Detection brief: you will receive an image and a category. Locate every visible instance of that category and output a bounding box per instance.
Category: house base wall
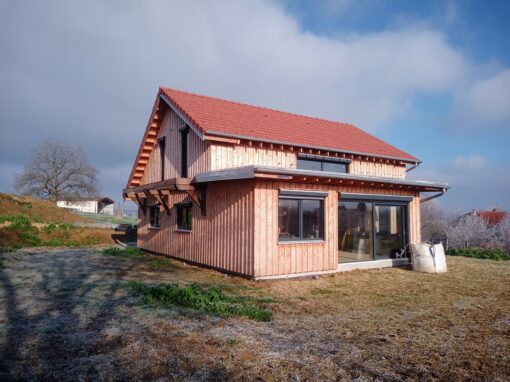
[137,180,256,277]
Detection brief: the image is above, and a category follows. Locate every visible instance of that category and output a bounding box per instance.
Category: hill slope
[0,193,89,223]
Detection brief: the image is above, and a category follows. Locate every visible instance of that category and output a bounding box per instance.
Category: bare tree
[446,214,491,249]
[494,215,510,252]
[15,139,98,202]
[421,200,448,244]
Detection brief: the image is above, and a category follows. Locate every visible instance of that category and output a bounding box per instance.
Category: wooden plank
[204,134,241,145]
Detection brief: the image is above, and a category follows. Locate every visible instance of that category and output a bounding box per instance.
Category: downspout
[406,161,420,173]
[421,188,447,203]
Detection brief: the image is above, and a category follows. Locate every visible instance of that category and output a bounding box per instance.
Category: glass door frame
[338,194,410,262]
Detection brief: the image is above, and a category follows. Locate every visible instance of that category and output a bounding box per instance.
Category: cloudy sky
[0,0,509,213]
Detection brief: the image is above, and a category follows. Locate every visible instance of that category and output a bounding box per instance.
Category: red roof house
[471,209,508,226]
[124,87,448,279]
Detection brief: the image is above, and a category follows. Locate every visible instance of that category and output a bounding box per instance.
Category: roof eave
[192,165,449,192]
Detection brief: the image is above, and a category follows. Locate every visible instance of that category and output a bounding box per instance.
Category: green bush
[0,260,4,268]
[3,215,42,246]
[43,222,57,233]
[447,247,510,261]
[102,246,145,259]
[0,214,17,224]
[127,281,273,322]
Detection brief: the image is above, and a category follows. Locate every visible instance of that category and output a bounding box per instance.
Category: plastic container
[410,243,447,273]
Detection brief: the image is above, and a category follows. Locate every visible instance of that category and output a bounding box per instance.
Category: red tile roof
[160,87,418,162]
[473,210,508,226]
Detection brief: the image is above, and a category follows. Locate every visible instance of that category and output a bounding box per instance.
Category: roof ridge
[161,86,362,129]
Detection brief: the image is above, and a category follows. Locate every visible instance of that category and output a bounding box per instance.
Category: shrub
[0,260,4,268]
[127,281,273,321]
[0,214,17,224]
[2,215,42,246]
[43,223,57,233]
[102,246,145,259]
[447,247,510,261]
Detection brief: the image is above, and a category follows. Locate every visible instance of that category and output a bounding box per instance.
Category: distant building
[467,209,508,226]
[57,197,115,215]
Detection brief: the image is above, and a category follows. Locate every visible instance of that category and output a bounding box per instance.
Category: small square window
[177,204,192,231]
[149,205,160,228]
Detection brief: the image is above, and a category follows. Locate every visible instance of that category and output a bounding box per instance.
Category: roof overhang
[192,165,449,193]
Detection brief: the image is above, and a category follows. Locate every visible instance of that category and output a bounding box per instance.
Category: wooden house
[124,87,449,279]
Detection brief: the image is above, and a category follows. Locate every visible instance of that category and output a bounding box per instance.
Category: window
[297,154,349,173]
[278,191,325,241]
[176,203,192,231]
[338,193,411,263]
[158,137,166,181]
[181,127,188,177]
[149,205,160,228]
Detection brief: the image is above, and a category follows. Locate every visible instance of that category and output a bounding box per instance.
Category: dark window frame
[297,154,350,174]
[148,204,160,228]
[180,127,189,178]
[339,194,410,259]
[175,202,192,231]
[278,193,325,242]
[158,137,166,181]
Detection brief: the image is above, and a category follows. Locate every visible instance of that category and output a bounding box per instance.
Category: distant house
[57,197,115,215]
[123,87,449,279]
[467,209,508,226]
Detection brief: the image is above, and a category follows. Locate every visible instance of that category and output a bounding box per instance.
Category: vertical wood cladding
[253,181,420,278]
[210,143,406,179]
[141,109,210,184]
[137,179,420,278]
[137,180,255,276]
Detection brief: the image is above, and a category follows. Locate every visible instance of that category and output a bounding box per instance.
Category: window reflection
[278,199,300,239]
[338,201,373,263]
[302,200,323,239]
[375,205,404,259]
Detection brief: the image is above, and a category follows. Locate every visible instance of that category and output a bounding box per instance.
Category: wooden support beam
[124,178,193,195]
[134,193,146,215]
[253,173,293,180]
[154,190,170,215]
[203,134,241,145]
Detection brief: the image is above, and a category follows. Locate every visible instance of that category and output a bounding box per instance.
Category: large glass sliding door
[339,202,373,262]
[374,205,405,260]
[339,198,408,264]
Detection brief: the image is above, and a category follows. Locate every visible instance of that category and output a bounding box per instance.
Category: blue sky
[0,0,509,213]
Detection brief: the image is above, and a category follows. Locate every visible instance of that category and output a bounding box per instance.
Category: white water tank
[410,243,448,273]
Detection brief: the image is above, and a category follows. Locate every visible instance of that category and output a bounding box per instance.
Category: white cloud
[450,68,510,129]
[411,155,509,213]
[452,154,487,169]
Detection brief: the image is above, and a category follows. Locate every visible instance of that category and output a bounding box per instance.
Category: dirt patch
[0,193,89,224]
[0,250,508,381]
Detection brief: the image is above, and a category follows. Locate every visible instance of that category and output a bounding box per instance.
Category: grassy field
[74,211,137,227]
[0,194,130,250]
[0,249,508,381]
[0,193,89,224]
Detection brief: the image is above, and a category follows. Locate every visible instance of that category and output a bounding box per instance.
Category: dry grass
[0,249,508,381]
[0,193,89,224]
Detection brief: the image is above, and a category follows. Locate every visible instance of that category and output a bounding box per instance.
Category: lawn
[0,248,508,381]
[74,211,137,227]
